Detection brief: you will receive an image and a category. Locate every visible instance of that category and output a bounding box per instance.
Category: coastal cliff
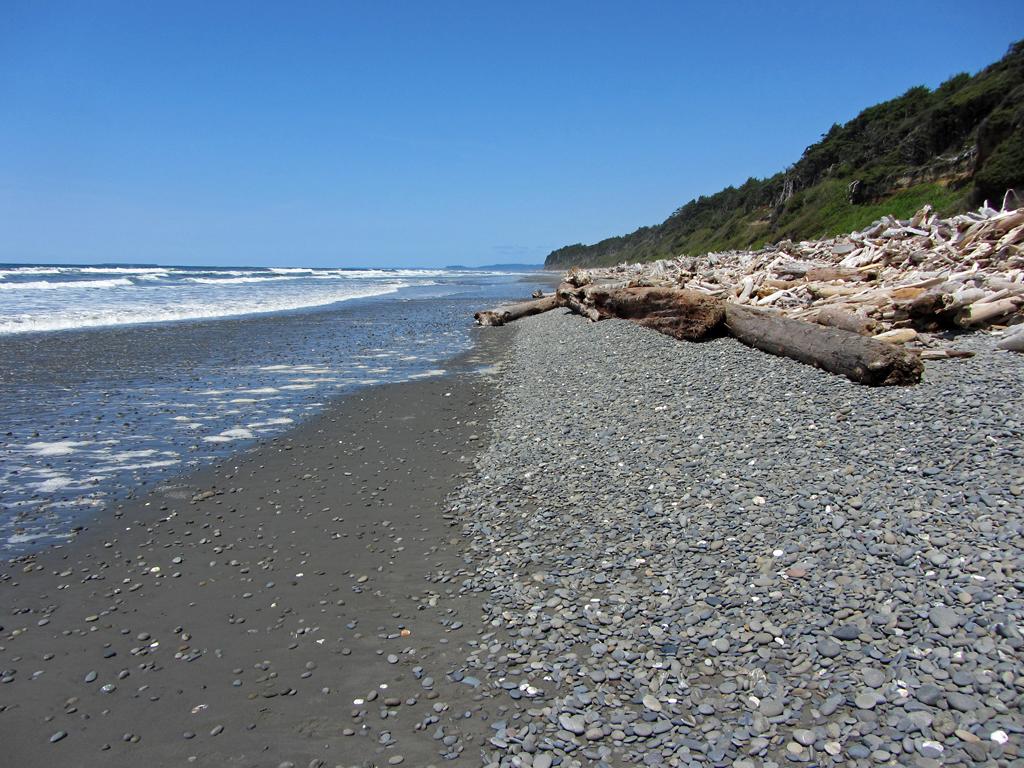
[546,41,1024,269]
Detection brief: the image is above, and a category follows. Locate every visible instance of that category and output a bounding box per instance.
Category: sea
[0,263,550,554]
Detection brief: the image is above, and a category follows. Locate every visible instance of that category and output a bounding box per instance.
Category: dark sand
[1,326,514,767]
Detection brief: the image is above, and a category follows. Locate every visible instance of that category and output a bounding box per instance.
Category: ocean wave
[183,269,266,277]
[303,268,449,280]
[75,267,171,275]
[0,267,64,277]
[0,277,134,291]
[0,282,407,334]
[185,275,301,284]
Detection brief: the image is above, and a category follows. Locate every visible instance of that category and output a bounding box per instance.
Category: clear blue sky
[1,1,1021,267]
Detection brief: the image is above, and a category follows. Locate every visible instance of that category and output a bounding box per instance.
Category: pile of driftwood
[475,204,1024,386]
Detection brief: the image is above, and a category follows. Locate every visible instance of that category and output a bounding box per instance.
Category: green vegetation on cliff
[546,41,1024,269]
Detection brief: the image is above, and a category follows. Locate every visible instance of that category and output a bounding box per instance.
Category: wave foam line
[0,282,407,334]
[0,278,133,291]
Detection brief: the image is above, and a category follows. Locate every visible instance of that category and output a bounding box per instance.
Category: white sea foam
[92,459,180,472]
[76,267,171,274]
[0,281,405,334]
[26,440,92,456]
[246,417,294,428]
[7,532,53,544]
[202,427,255,443]
[35,476,74,492]
[185,275,298,284]
[0,267,63,276]
[106,449,159,461]
[0,277,133,291]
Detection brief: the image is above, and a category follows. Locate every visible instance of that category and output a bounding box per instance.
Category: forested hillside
[546,41,1024,269]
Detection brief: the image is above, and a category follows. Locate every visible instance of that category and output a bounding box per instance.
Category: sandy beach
[1,326,516,767]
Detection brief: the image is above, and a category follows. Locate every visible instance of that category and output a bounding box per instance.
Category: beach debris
[569,203,1024,344]
[474,294,559,326]
[479,276,923,385]
[474,204,1024,383]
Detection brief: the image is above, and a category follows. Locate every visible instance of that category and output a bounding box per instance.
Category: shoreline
[4,305,1023,768]
[0,276,551,554]
[0,324,516,767]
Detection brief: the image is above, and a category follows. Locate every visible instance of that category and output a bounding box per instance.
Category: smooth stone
[928,606,964,631]
[863,668,885,688]
[946,692,977,712]
[833,625,860,641]
[793,728,816,746]
[820,694,844,716]
[817,638,843,658]
[759,699,785,717]
[916,684,943,706]
[558,714,585,735]
[855,692,878,709]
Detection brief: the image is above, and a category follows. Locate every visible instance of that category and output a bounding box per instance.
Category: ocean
[0,263,549,553]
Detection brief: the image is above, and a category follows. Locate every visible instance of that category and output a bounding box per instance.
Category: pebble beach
[3,309,1023,767]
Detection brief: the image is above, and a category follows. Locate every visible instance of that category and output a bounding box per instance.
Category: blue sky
[1,2,1021,268]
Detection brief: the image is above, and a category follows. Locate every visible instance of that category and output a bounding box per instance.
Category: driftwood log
[585,286,725,340]
[807,306,878,335]
[475,285,924,385]
[723,304,923,386]
[474,295,559,326]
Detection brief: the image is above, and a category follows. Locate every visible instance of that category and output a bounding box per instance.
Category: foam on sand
[246,417,295,428]
[34,476,74,493]
[26,440,93,456]
[202,428,256,443]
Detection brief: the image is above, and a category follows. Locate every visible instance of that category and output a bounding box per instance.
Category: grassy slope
[546,41,1024,269]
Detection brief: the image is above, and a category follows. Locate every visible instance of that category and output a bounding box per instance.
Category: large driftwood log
[724,304,923,386]
[473,295,559,326]
[474,285,924,385]
[583,286,725,340]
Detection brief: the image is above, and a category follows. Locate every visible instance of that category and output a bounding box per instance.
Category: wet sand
[0,326,515,767]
